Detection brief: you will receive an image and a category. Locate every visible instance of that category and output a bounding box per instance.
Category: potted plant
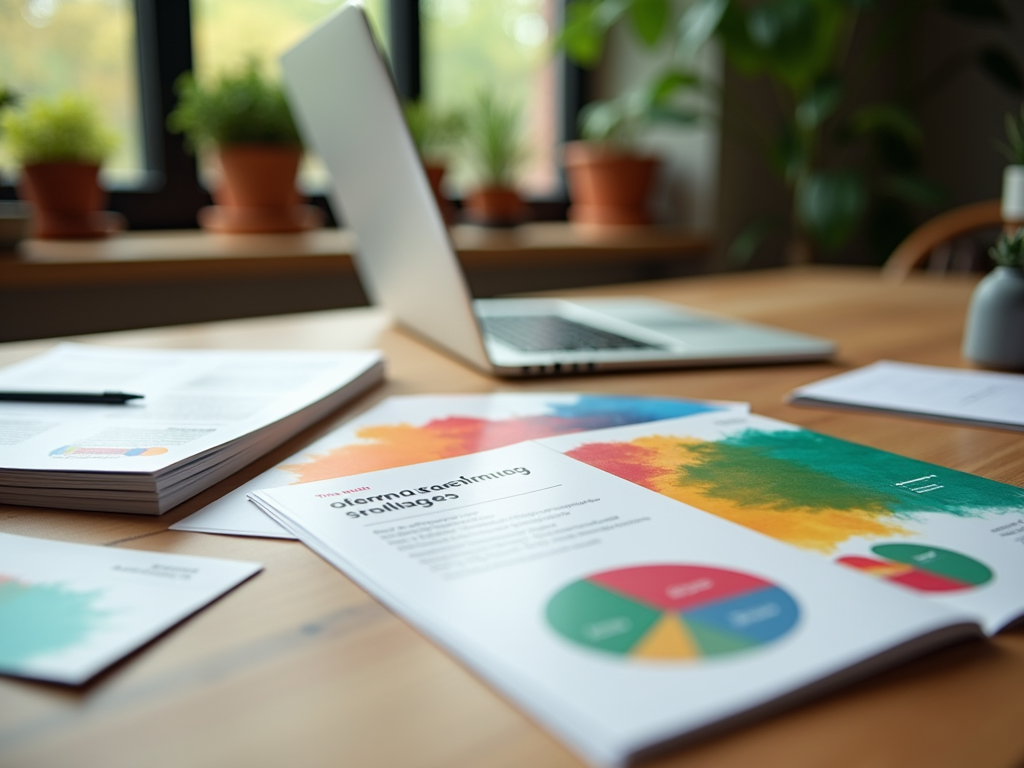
[563,93,661,227]
[168,60,322,233]
[0,94,120,239]
[962,228,1024,370]
[404,101,465,224]
[996,106,1024,227]
[462,92,528,227]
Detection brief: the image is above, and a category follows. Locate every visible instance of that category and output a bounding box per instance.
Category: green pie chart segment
[545,565,800,661]
[873,544,993,586]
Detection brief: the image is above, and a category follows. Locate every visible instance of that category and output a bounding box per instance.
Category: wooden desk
[1,266,1022,768]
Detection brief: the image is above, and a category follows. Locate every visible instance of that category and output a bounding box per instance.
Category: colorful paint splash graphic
[565,427,1024,552]
[0,575,105,669]
[282,396,722,484]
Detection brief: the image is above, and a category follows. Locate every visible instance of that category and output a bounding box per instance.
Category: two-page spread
[250,442,979,767]
[0,532,260,685]
[0,344,383,513]
[175,393,747,538]
[538,411,1024,634]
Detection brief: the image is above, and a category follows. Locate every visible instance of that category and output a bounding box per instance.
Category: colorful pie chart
[545,565,800,661]
[837,543,993,593]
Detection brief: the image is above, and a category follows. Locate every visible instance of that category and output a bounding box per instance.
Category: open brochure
[0,344,383,514]
[538,411,1024,635]
[175,393,747,538]
[0,532,261,685]
[250,442,980,767]
[786,360,1024,431]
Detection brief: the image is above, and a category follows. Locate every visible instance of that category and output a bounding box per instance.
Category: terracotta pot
[198,144,324,234]
[424,162,456,225]
[563,141,659,227]
[19,162,121,239]
[463,186,527,227]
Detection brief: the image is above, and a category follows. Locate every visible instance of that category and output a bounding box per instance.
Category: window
[0,0,583,227]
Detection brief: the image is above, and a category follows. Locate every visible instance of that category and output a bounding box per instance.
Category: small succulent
[989,227,1024,268]
[403,101,466,164]
[0,94,117,165]
[168,59,301,151]
[464,91,528,189]
[995,105,1024,165]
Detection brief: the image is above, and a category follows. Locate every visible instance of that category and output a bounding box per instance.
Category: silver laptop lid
[281,3,493,372]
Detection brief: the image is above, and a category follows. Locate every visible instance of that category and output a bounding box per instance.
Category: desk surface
[1,266,1022,768]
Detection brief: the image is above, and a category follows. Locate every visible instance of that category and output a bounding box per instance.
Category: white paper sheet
[0,533,260,684]
[787,361,1024,430]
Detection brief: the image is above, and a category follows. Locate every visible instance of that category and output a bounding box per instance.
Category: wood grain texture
[1,265,1022,768]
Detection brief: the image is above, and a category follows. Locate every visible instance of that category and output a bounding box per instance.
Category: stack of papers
[0,344,383,514]
[0,532,260,684]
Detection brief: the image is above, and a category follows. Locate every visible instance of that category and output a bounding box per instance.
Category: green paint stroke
[679,428,1024,517]
[0,576,105,668]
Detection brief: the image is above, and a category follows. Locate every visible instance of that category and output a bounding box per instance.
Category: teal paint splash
[680,428,1024,517]
[0,576,105,668]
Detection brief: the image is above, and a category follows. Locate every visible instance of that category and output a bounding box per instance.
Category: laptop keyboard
[481,315,662,352]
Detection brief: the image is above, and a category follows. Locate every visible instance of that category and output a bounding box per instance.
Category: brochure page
[176,393,747,538]
[251,443,975,767]
[0,533,261,685]
[539,412,1024,634]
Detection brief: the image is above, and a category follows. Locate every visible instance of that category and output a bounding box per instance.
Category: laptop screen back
[280,4,492,371]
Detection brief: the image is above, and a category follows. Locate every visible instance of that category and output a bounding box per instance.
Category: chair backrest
[882,199,1004,281]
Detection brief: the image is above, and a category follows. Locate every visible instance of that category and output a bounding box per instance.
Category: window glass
[191,0,389,191]
[0,0,143,185]
[422,0,557,197]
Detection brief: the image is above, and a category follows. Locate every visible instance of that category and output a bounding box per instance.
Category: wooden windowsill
[1,223,711,289]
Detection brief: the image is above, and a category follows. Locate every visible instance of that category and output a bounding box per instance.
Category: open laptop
[280,3,836,377]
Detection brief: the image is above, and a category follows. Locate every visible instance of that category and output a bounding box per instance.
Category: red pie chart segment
[588,564,773,611]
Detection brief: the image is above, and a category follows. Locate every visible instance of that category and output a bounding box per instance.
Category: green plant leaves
[796,170,867,251]
[629,0,669,46]
[0,94,118,164]
[796,76,843,130]
[559,0,630,66]
[677,0,729,62]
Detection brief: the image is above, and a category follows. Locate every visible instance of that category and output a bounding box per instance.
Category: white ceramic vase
[962,266,1024,370]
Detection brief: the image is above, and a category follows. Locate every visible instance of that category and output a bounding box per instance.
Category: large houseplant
[404,101,466,225]
[560,0,1022,263]
[168,61,321,233]
[462,92,529,227]
[563,93,661,226]
[0,94,119,239]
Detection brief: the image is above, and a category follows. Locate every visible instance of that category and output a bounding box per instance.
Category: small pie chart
[837,543,993,593]
[545,564,800,661]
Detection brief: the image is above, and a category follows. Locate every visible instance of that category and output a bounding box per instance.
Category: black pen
[0,391,145,405]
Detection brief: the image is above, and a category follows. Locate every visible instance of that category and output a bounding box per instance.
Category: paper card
[0,533,261,684]
[787,360,1024,431]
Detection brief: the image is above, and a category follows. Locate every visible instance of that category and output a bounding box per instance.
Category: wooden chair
[882,199,1004,281]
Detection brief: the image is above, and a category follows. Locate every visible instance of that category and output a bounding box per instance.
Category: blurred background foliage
[561,0,1024,264]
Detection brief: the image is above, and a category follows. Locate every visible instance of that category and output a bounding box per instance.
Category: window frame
[1,0,586,228]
